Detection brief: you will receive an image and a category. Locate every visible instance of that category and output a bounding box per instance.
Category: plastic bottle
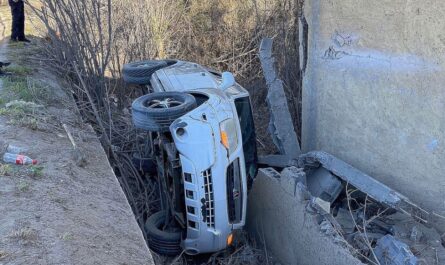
[2,153,37,165]
[6,145,27,154]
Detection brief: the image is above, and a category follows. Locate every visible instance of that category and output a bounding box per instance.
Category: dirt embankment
[0,40,154,264]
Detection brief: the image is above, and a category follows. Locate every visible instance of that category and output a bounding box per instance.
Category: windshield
[234,96,258,180]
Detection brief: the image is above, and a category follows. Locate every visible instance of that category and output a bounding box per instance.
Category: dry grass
[0,163,12,176]
[0,250,8,260]
[16,180,30,192]
[60,232,74,241]
[9,227,37,242]
[0,43,59,131]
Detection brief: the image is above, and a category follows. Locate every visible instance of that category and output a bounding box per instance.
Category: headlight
[220,119,238,155]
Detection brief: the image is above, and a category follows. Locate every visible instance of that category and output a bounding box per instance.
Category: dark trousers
[9,0,25,40]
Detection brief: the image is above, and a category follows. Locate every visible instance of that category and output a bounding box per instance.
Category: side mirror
[219,72,235,90]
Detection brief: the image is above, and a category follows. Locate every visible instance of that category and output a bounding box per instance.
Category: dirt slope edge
[0,40,154,265]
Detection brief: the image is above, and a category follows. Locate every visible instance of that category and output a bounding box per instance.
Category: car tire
[132,152,157,174]
[145,210,182,256]
[122,75,154,85]
[132,92,197,132]
[123,60,173,85]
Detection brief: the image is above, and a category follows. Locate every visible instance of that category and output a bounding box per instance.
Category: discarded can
[2,153,37,165]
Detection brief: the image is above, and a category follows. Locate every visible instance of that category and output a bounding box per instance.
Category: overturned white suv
[123,60,258,256]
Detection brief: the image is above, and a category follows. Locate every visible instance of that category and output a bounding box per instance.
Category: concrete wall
[302,0,445,229]
[247,168,364,265]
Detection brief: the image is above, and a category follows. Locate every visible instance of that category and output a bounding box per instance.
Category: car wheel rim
[147,98,182,109]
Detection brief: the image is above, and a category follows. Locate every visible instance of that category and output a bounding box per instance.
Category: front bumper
[169,102,246,254]
[179,155,235,254]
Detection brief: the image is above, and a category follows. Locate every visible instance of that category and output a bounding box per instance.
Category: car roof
[153,61,249,96]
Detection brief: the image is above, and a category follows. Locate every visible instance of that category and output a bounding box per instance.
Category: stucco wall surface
[302,0,445,229]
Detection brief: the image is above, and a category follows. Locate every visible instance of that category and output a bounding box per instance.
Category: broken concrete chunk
[336,208,356,234]
[386,212,443,247]
[261,167,281,179]
[281,166,306,184]
[248,167,365,265]
[313,197,331,214]
[320,220,336,236]
[374,235,417,265]
[409,226,421,243]
[296,182,312,201]
[306,167,343,203]
[258,154,293,168]
[259,38,301,159]
[278,168,298,196]
[298,151,430,223]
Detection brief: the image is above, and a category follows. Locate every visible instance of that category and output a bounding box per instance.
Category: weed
[0,163,13,176]
[0,77,50,104]
[0,250,8,260]
[0,100,47,130]
[29,165,44,178]
[17,180,30,192]
[52,197,67,204]
[0,106,24,116]
[10,116,39,130]
[0,104,39,130]
[51,196,69,211]
[9,227,37,242]
[5,100,44,112]
[6,65,33,76]
[7,41,25,49]
[60,232,74,241]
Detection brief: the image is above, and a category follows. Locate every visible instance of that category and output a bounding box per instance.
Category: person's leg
[17,1,26,40]
[8,0,20,41]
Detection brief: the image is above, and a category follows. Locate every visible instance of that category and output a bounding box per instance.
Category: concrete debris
[313,197,331,213]
[280,166,306,185]
[248,163,445,265]
[374,235,417,265]
[335,208,356,234]
[258,154,293,169]
[306,167,343,203]
[247,167,365,265]
[410,226,421,243]
[259,38,301,159]
[385,212,445,264]
[320,220,336,236]
[298,151,430,224]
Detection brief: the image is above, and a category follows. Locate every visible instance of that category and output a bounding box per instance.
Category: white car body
[149,61,255,254]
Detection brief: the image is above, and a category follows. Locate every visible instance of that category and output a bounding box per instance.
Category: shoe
[18,38,31,43]
[10,38,18,42]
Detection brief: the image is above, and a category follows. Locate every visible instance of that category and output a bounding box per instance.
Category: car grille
[203,168,215,228]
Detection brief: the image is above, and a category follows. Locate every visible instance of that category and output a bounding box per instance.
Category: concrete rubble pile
[298,151,445,265]
[300,153,445,265]
[248,158,445,265]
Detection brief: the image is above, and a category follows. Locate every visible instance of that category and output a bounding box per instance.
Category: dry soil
[0,39,154,265]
